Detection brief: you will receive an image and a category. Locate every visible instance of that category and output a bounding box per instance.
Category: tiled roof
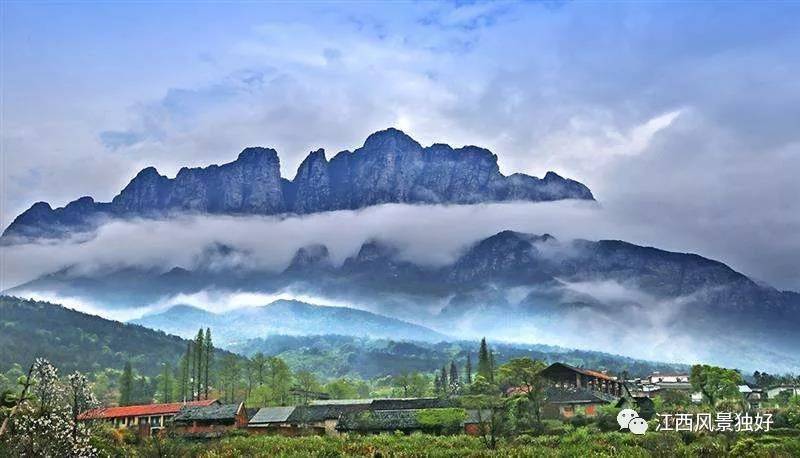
[540,362,618,382]
[173,403,242,422]
[249,406,296,425]
[78,399,218,420]
[371,398,453,410]
[544,387,617,404]
[337,409,421,431]
[310,399,373,406]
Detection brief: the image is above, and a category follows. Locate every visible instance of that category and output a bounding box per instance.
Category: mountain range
[4,127,798,373]
[12,230,800,372]
[131,300,447,345]
[2,128,592,240]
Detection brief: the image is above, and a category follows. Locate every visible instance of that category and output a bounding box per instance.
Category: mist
[3,199,787,292]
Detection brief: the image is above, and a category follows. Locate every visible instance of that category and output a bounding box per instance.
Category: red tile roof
[78,399,218,420]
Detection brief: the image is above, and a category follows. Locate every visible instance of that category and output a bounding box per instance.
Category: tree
[690,364,743,409]
[266,357,292,406]
[159,363,173,403]
[5,360,97,457]
[252,352,267,386]
[449,361,460,394]
[440,366,449,395]
[477,338,494,382]
[179,342,191,401]
[295,370,320,404]
[498,358,548,425]
[465,354,473,384]
[460,377,507,450]
[204,328,213,400]
[67,371,98,442]
[0,360,35,438]
[194,329,204,401]
[119,361,134,406]
[219,355,240,403]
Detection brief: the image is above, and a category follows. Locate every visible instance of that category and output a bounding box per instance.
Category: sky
[2,1,800,290]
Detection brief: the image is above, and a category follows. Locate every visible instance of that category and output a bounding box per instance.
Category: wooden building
[542,387,617,419]
[540,362,624,396]
[172,402,250,438]
[77,399,218,437]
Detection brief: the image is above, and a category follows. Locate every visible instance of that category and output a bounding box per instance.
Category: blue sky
[2,1,800,289]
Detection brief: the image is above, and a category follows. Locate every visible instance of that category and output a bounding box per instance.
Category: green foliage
[690,364,743,408]
[416,408,467,434]
[118,361,133,406]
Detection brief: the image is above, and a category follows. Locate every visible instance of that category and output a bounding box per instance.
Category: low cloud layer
[2,199,798,292]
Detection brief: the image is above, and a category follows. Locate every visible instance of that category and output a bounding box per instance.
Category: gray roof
[249,406,296,425]
[337,409,421,431]
[173,403,241,422]
[310,399,373,406]
[545,387,618,404]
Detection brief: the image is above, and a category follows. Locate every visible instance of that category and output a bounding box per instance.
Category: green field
[92,428,800,457]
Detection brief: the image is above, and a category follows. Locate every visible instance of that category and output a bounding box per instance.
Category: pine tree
[449,361,459,394]
[194,329,204,401]
[440,366,448,393]
[119,361,133,406]
[161,363,173,403]
[180,342,191,401]
[477,337,493,382]
[204,328,212,400]
[465,354,473,384]
[434,373,442,395]
[188,340,195,400]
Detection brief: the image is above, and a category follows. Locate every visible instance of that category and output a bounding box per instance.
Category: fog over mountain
[6,205,799,372]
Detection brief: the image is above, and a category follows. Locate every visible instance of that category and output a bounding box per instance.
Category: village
[75,361,800,440]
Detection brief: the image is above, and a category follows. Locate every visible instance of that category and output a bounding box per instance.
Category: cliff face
[3,128,593,240]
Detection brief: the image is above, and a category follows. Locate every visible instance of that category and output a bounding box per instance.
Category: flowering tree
[1,359,98,457]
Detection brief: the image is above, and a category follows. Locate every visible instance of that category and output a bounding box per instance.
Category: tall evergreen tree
[161,363,173,403]
[477,338,493,382]
[440,366,448,392]
[449,361,459,394]
[119,361,133,406]
[204,328,212,400]
[188,340,195,400]
[434,372,442,396]
[180,342,191,401]
[465,354,473,384]
[194,329,204,401]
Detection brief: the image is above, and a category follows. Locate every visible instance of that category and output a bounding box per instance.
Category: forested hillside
[0,296,219,376]
[230,335,687,380]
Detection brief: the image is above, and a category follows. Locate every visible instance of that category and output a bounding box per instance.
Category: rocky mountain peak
[361,127,422,151]
[2,128,594,240]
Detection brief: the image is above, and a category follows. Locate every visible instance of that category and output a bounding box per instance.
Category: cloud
[3,1,800,294]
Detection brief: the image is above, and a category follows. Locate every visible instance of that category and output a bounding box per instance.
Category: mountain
[228,335,687,380]
[1,128,593,240]
[0,296,237,377]
[131,300,448,345]
[13,230,800,372]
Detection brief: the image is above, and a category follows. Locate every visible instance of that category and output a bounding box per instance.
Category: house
[248,398,457,436]
[336,408,482,435]
[77,399,218,437]
[172,402,250,438]
[767,385,800,400]
[541,387,617,419]
[248,406,299,436]
[539,362,624,396]
[648,372,690,385]
[739,385,767,409]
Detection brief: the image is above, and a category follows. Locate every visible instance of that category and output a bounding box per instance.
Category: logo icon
[617,408,649,435]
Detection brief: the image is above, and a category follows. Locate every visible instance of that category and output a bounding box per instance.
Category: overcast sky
[2,1,799,290]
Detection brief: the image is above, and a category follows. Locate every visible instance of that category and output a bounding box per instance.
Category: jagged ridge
[3,128,593,240]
